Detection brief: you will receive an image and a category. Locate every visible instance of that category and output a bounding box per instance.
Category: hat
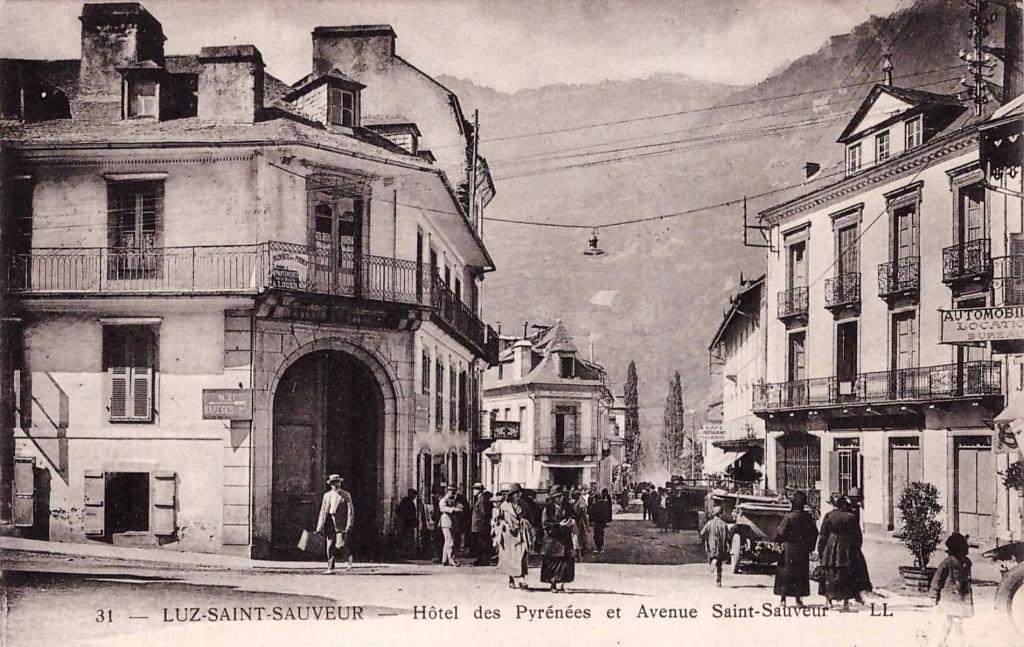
[508,483,522,494]
[445,484,457,492]
[848,487,861,499]
[548,485,564,497]
[472,482,484,490]
[327,474,343,484]
[945,532,969,554]
[790,490,808,508]
[711,505,723,517]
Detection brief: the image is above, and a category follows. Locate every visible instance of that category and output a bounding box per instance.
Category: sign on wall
[202,389,253,420]
[701,423,725,441]
[491,420,521,441]
[939,306,1024,344]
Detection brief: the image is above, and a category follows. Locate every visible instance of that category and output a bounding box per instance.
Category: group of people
[639,486,689,531]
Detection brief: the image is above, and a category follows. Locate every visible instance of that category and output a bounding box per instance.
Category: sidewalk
[0,535,394,572]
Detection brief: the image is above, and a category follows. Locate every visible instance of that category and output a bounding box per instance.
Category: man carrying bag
[316,474,355,573]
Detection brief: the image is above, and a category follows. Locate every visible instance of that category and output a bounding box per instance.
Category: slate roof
[836,83,966,143]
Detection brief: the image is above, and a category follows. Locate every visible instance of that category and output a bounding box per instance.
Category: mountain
[449,0,983,476]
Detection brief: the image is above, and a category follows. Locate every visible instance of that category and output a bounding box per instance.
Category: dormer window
[846,143,862,175]
[559,355,575,378]
[127,79,158,118]
[875,130,890,162]
[905,115,922,149]
[329,87,359,127]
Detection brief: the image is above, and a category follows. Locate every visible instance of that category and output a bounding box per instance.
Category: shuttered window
[449,365,457,431]
[103,325,157,423]
[421,348,431,395]
[13,456,35,528]
[435,357,444,431]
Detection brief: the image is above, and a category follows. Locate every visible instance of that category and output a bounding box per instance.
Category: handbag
[298,529,327,555]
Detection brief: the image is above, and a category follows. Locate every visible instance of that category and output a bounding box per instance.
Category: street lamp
[583,228,605,256]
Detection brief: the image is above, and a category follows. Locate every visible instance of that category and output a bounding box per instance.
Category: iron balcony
[752,360,1001,413]
[877,256,919,297]
[942,238,992,284]
[6,242,499,362]
[535,436,598,457]
[777,286,809,320]
[824,272,860,309]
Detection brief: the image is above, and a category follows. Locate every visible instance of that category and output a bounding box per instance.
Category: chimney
[79,3,165,119]
[197,45,264,124]
[312,25,396,77]
[882,53,894,87]
[512,340,532,380]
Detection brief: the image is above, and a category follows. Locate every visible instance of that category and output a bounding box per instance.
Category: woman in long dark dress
[817,495,869,609]
[540,485,576,592]
[773,490,818,607]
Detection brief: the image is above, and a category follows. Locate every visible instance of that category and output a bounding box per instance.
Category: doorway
[271,350,384,559]
[888,437,921,530]
[954,436,996,543]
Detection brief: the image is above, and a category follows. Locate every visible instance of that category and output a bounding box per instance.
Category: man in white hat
[316,474,355,573]
[438,485,464,566]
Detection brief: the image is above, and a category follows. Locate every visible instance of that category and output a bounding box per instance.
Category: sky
[0,0,907,92]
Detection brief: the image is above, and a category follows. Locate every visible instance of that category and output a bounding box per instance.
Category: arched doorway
[271,350,384,559]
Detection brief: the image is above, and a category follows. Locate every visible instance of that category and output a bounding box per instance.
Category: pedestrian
[641,488,650,520]
[847,488,874,598]
[541,485,576,592]
[429,487,444,563]
[438,485,464,566]
[617,490,630,513]
[453,485,471,554]
[699,505,731,587]
[929,532,973,647]
[650,489,663,528]
[471,485,494,566]
[493,483,532,589]
[588,488,613,554]
[396,488,425,559]
[315,474,355,574]
[571,490,590,557]
[773,490,818,607]
[467,483,485,560]
[816,495,870,609]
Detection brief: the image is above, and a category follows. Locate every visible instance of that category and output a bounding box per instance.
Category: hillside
[448,0,984,476]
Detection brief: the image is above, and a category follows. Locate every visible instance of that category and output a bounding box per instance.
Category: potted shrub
[894,481,943,593]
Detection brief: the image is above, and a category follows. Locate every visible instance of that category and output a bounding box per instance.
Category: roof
[708,274,764,351]
[287,68,366,98]
[836,83,964,144]
[364,122,422,136]
[487,319,608,390]
[988,93,1024,122]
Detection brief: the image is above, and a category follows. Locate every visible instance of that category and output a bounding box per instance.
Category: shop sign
[939,306,1024,343]
[491,421,521,441]
[269,249,309,290]
[202,389,253,420]
[701,423,725,441]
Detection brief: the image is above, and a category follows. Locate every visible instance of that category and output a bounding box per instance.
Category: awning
[995,395,1024,423]
[703,450,747,475]
[994,395,1024,454]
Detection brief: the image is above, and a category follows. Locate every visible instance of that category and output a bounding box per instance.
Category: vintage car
[982,540,1024,637]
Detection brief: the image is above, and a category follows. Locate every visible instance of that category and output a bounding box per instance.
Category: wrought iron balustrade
[777,286,809,319]
[943,238,992,283]
[825,272,861,308]
[877,256,919,296]
[535,436,598,456]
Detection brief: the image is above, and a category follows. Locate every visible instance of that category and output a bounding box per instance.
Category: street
[2,515,1018,647]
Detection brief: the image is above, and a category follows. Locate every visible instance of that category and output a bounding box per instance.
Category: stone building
[752,63,1023,541]
[0,2,498,558]
[480,321,613,492]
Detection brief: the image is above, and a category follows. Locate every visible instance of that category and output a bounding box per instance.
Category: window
[449,365,457,431]
[126,78,158,118]
[416,230,424,300]
[421,348,430,395]
[836,223,859,279]
[957,183,986,244]
[905,116,922,149]
[892,203,918,262]
[107,180,163,280]
[435,357,444,431]
[846,143,861,174]
[103,325,157,422]
[105,472,150,532]
[458,370,468,432]
[497,362,504,380]
[836,321,858,395]
[875,130,890,162]
[788,240,807,289]
[891,310,918,376]
[559,355,574,378]
[553,404,578,452]
[328,87,359,127]
[833,438,861,497]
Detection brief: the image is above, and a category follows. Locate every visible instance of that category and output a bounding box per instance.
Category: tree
[661,371,686,475]
[624,360,641,481]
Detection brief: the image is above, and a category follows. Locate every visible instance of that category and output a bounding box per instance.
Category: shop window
[103,325,157,423]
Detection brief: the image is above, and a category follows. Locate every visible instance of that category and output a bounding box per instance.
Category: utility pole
[469,109,480,235]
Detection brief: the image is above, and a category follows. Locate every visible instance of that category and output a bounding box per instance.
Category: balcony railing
[824,272,860,309]
[7,242,498,359]
[777,286,808,319]
[535,436,598,457]
[943,238,992,283]
[753,360,1001,412]
[877,256,919,297]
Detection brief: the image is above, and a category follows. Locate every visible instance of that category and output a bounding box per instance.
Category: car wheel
[731,533,743,574]
[996,562,1024,638]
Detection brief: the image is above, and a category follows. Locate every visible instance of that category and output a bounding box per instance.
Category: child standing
[699,506,731,587]
[928,532,973,647]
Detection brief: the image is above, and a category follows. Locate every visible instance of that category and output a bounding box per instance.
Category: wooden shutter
[131,367,153,421]
[13,456,35,527]
[1009,234,1024,305]
[827,450,840,499]
[109,367,130,420]
[151,471,176,535]
[83,470,106,536]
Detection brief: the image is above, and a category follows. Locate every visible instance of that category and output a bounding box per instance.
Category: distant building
[481,321,613,492]
[707,275,767,482]
[753,61,1023,542]
[0,2,498,558]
